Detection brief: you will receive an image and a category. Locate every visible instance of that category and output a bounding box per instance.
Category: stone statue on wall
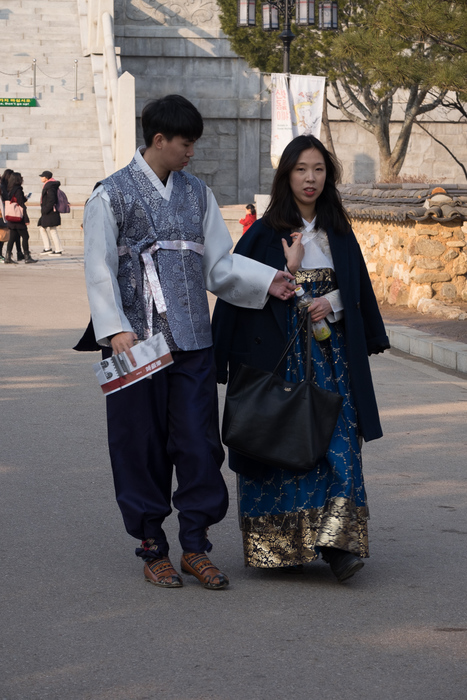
[114,0,220,28]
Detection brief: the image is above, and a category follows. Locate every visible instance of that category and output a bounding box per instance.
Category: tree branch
[330,81,373,132]
[415,120,467,180]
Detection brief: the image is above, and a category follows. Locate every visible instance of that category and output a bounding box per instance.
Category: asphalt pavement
[1,253,467,700]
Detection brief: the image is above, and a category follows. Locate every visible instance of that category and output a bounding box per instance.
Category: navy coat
[38,180,61,228]
[212,219,389,474]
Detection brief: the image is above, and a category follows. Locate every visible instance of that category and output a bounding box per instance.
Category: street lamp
[237,1,338,73]
[318,2,338,29]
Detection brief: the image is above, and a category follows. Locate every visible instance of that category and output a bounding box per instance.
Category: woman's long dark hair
[263,135,351,234]
[1,168,13,186]
[7,172,23,194]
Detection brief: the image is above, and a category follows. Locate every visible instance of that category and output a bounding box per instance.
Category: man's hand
[268,270,296,301]
[110,331,138,367]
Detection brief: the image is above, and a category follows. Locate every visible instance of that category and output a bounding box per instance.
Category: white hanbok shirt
[299,217,344,323]
[84,148,278,345]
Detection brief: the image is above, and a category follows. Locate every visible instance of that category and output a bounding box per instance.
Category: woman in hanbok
[212,135,389,582]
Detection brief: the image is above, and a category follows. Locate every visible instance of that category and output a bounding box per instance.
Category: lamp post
[238,1,338,74]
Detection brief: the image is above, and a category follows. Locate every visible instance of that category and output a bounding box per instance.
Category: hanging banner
[270,74,326,168]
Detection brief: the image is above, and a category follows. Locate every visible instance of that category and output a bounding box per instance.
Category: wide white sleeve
[323,289,344,323]
[83,186,134,346]
[202,188,277,308]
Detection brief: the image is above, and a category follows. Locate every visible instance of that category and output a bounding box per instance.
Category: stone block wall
[114,0,273,205]
[352,219,467,307]
[112,1,467,203]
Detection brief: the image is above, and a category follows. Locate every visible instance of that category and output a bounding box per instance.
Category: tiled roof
[339,184,467,222]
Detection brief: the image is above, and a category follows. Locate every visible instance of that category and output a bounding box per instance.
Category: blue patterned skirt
[238,269,369,567]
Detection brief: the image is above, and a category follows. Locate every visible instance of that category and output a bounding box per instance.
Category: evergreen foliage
[217,0,467,179]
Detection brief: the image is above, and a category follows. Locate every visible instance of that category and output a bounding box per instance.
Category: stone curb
[386,323,467,374]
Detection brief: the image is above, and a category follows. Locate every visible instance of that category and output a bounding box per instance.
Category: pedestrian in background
[239,203,256,235]
[38,170,63,256]
[4,172,36,264]
[1,168,24,262]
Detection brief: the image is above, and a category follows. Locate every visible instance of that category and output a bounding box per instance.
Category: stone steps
[25,205,84,247]
[0,147,104,160]
[0,0,105,204]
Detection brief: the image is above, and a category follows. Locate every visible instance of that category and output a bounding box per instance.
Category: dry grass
[376,175,447,184]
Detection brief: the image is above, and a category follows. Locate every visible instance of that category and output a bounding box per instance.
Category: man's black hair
[141,95,204,147]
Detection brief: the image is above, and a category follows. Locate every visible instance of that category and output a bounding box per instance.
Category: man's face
[159,135,196,173]
[40,176,47,183]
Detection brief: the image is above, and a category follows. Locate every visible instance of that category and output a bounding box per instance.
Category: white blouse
[299,217,344,323]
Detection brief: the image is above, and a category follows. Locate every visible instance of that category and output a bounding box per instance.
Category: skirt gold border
[241,497,369,568]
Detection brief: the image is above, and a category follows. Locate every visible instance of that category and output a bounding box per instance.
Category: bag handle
[272,308,307,375]
[306,312,312,382]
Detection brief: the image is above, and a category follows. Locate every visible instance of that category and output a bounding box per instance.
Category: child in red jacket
[239,203,256,235]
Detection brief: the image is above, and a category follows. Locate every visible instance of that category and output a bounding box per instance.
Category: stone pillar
[237,119,260,204]
[116,71,136,171]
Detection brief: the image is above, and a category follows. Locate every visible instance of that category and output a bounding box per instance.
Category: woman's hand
[110,331,138,367]
[281,232,304,275]
[308,297,332,322]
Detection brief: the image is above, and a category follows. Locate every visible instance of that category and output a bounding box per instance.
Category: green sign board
[0,98,37,107]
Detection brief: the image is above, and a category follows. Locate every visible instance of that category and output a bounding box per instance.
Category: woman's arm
[281,231,305,275]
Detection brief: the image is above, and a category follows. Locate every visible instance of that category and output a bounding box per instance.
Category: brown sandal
[144,557,183,588]
[181,552,229,590]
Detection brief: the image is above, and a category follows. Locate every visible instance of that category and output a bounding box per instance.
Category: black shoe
[322,547,364,582]
[17,252,25,261]
[4,254,18,264]
[24,254,37,264]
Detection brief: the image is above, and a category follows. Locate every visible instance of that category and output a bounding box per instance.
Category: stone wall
[353,219,467,308]
[112,1,467,204]
[113,0,272,205]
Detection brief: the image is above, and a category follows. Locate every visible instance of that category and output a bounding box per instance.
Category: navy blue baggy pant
[106,347,228,557]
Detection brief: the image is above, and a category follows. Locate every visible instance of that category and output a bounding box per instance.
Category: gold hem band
[241,497,369,568]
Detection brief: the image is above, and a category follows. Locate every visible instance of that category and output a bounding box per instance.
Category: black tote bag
[222,312,343,472]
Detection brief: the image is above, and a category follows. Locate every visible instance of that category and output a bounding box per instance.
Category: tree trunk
[321,98,337,160]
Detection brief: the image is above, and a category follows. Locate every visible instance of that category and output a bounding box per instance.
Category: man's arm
[83,188,135,347]
[202,188,294,307]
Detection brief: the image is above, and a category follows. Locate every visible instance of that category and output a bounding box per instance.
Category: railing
[78,0,135,173]
[0,59,83,101]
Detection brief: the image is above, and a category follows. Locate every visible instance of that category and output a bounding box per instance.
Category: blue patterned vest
[101,158,212,351]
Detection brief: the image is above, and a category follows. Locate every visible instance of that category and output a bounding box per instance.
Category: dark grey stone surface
[1,263,467,699]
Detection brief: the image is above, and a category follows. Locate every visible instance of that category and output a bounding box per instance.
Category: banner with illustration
[270,74,326,168]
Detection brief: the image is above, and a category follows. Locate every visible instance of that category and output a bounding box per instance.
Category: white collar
[134,146,174,201]
[302,216,317,232]
[301,216,319,242]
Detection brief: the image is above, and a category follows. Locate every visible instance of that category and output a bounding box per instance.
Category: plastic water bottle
[294,286,331,341]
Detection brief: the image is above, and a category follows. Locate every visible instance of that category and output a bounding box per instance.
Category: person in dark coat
[38,170,63,256]
[212,135,389,583]
[1,168,23,262]
[3,172,36,264]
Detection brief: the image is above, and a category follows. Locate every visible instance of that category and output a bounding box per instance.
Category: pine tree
[217,0,467,180]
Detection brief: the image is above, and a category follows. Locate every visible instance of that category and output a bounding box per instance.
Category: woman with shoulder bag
[4,172,36,264]
[1,168,22,262]
[212,135,389,583]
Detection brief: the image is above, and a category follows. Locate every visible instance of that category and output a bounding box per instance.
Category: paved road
[1,259,467,700]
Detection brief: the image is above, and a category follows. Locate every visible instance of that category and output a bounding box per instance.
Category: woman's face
[289,147,326,220]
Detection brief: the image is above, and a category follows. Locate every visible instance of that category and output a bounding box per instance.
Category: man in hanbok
[83,94,295,590]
